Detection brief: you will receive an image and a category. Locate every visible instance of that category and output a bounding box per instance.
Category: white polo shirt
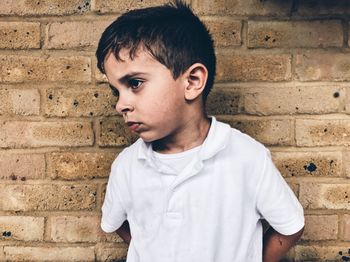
[101,117,304,262]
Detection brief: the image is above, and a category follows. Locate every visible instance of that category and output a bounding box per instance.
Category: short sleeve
[101,158,127,233]
[256,150,304,235]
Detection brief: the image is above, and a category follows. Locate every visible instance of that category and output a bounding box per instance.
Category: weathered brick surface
[193,0,292,16]
[45,20,112,49]
[0,216,44,241]
[302,215,338,240]
[0,88,40,116]
[47,151,117,180]
[92,0,170,13]
[44,88,118,117]
[0,0,90,16]
[206,88,240,115]
[295,245,346,261]
[216,53,291,82]
[248,21,342,48]
[296,53,350,81]
[0,55,91,83]
[0,121,93,148]
[0,22,40,49]
[341,214,350,241]
[272,151,342,178]
[0,153,45,180]
[345,151,350,178]
[300,183,350,210]
[3,246,95,261]
[0,184,97,211]
[298,0,350,16]
[296,119,350,147]
[203,18,241,47]
[95,243,128,261]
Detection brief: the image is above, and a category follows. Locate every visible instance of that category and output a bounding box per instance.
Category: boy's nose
[115,101,134,114]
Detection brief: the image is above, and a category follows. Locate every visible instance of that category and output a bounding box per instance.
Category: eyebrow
[118,72,149,84]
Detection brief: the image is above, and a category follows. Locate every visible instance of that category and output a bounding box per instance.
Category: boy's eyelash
[109,85,119,97]
[128,79,144,89]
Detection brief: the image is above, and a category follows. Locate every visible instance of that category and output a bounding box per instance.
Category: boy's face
[104,48,188,143]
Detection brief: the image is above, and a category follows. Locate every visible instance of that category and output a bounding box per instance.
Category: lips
[127,121,141,132]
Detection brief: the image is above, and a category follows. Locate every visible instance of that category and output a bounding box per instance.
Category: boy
[96,1,304,261]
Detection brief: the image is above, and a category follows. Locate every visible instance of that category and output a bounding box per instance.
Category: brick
[248,20,342,48]
[346,87,350,113]
[0,184,97,211]
[302,215,338,240]
[295,53,350,81]
[206,88,240,115]
[92,0,171,13]
[4,246,95,261]
[216,53,291,82]
[218,116,294,146]
[95,69,108,82]
[300,183,350,210]
[0,216,44,241]
[345,151,350,178]
[0,0,90,16]
[295,245,347,261]
[243,86,343,115]
[47,152,117,180]
[298,0,350,16]
[95,243,127,261]
[45,20,112,49]
[0,121,93,148]
[272,151,342,178]
[0,55,91,83]
[99,117,138,147]
[0,22,40,49]
[296,119,350,147]
[44,87,118,117]
[0,153,45,180]
[0,88,40,116]
[203,18,241,47]
[342,214,350,241]
[193,0,292,16]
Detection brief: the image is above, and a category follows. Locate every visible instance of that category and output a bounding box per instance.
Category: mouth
[126,121,141,132]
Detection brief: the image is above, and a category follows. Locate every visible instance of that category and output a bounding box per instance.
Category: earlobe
[184,63,208,101]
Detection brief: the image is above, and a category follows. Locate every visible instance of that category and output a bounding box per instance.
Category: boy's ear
[183,63,208,101]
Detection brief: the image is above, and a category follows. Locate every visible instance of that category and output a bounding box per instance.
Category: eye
[109,84,119,97]
[128,79,143,90]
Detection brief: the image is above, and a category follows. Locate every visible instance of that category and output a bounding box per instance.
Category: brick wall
[0,0,349,261]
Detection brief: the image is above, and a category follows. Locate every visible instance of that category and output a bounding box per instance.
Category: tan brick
[298,0,350,16]
[243,86,343,115]
[295,245,346,261]
[0,153,45,180]
[206,88,240,115]
[302,215,338,240]
[193,0,292,16]
[0,216,44,241]
[216,53,291,82]
[95,69,108,82]
[296,53,350,81]
[248,20,342,48]
[0,184,97,211]
[0,22,40,49]
[203,18,241,47]
[218,116,294,146]
[0,121,93,148]
[300,183,350,210]
[296,119,350,147]
[99,117,138,147]
[95,243,128,261]
[272,151,342,178]
[342,214,350,241]
[4,246,94,261]
[345,151,350,178]
[0,0,90,16]
[92,0,171,13]
[0,88,40,116]
[47,152,117,180]
[346,87,350,113]
[0,55,91,83]
[44,87,118,117]
[45,20,112,49]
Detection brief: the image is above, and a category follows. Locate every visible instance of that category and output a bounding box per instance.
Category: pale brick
[216,53,291,82]
[272,151,342,178]
[193,0,292,16]
[96,69,108,82]
[296,53,350,81]
[302,215,338,240]
[295,245,347,261]
[206,88,240,115]
[95,243,127,261]
[296,119,350,147]
[298,0,350,16]
[0,153,45,180]
[44,88,118,117]
[47,152,117,180]
[248,21,342,48]
[0,55,91,83]
[342,214,350,241]
[0,121,93,148]
[92,0,171,13]
[243,86,343,115]
[345,151,350,178]
[0,22,40,49]
[45,20,112,49]
[0,0,90,16]
[4,246,94,261]
[99,117,138,147]
[203,18,241,47]
[0,88,40,116]
[0,216,44,241]
[300,183,350,210]
[218,116,294,146]
[346,87,350,113]
[0,184,97,211]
